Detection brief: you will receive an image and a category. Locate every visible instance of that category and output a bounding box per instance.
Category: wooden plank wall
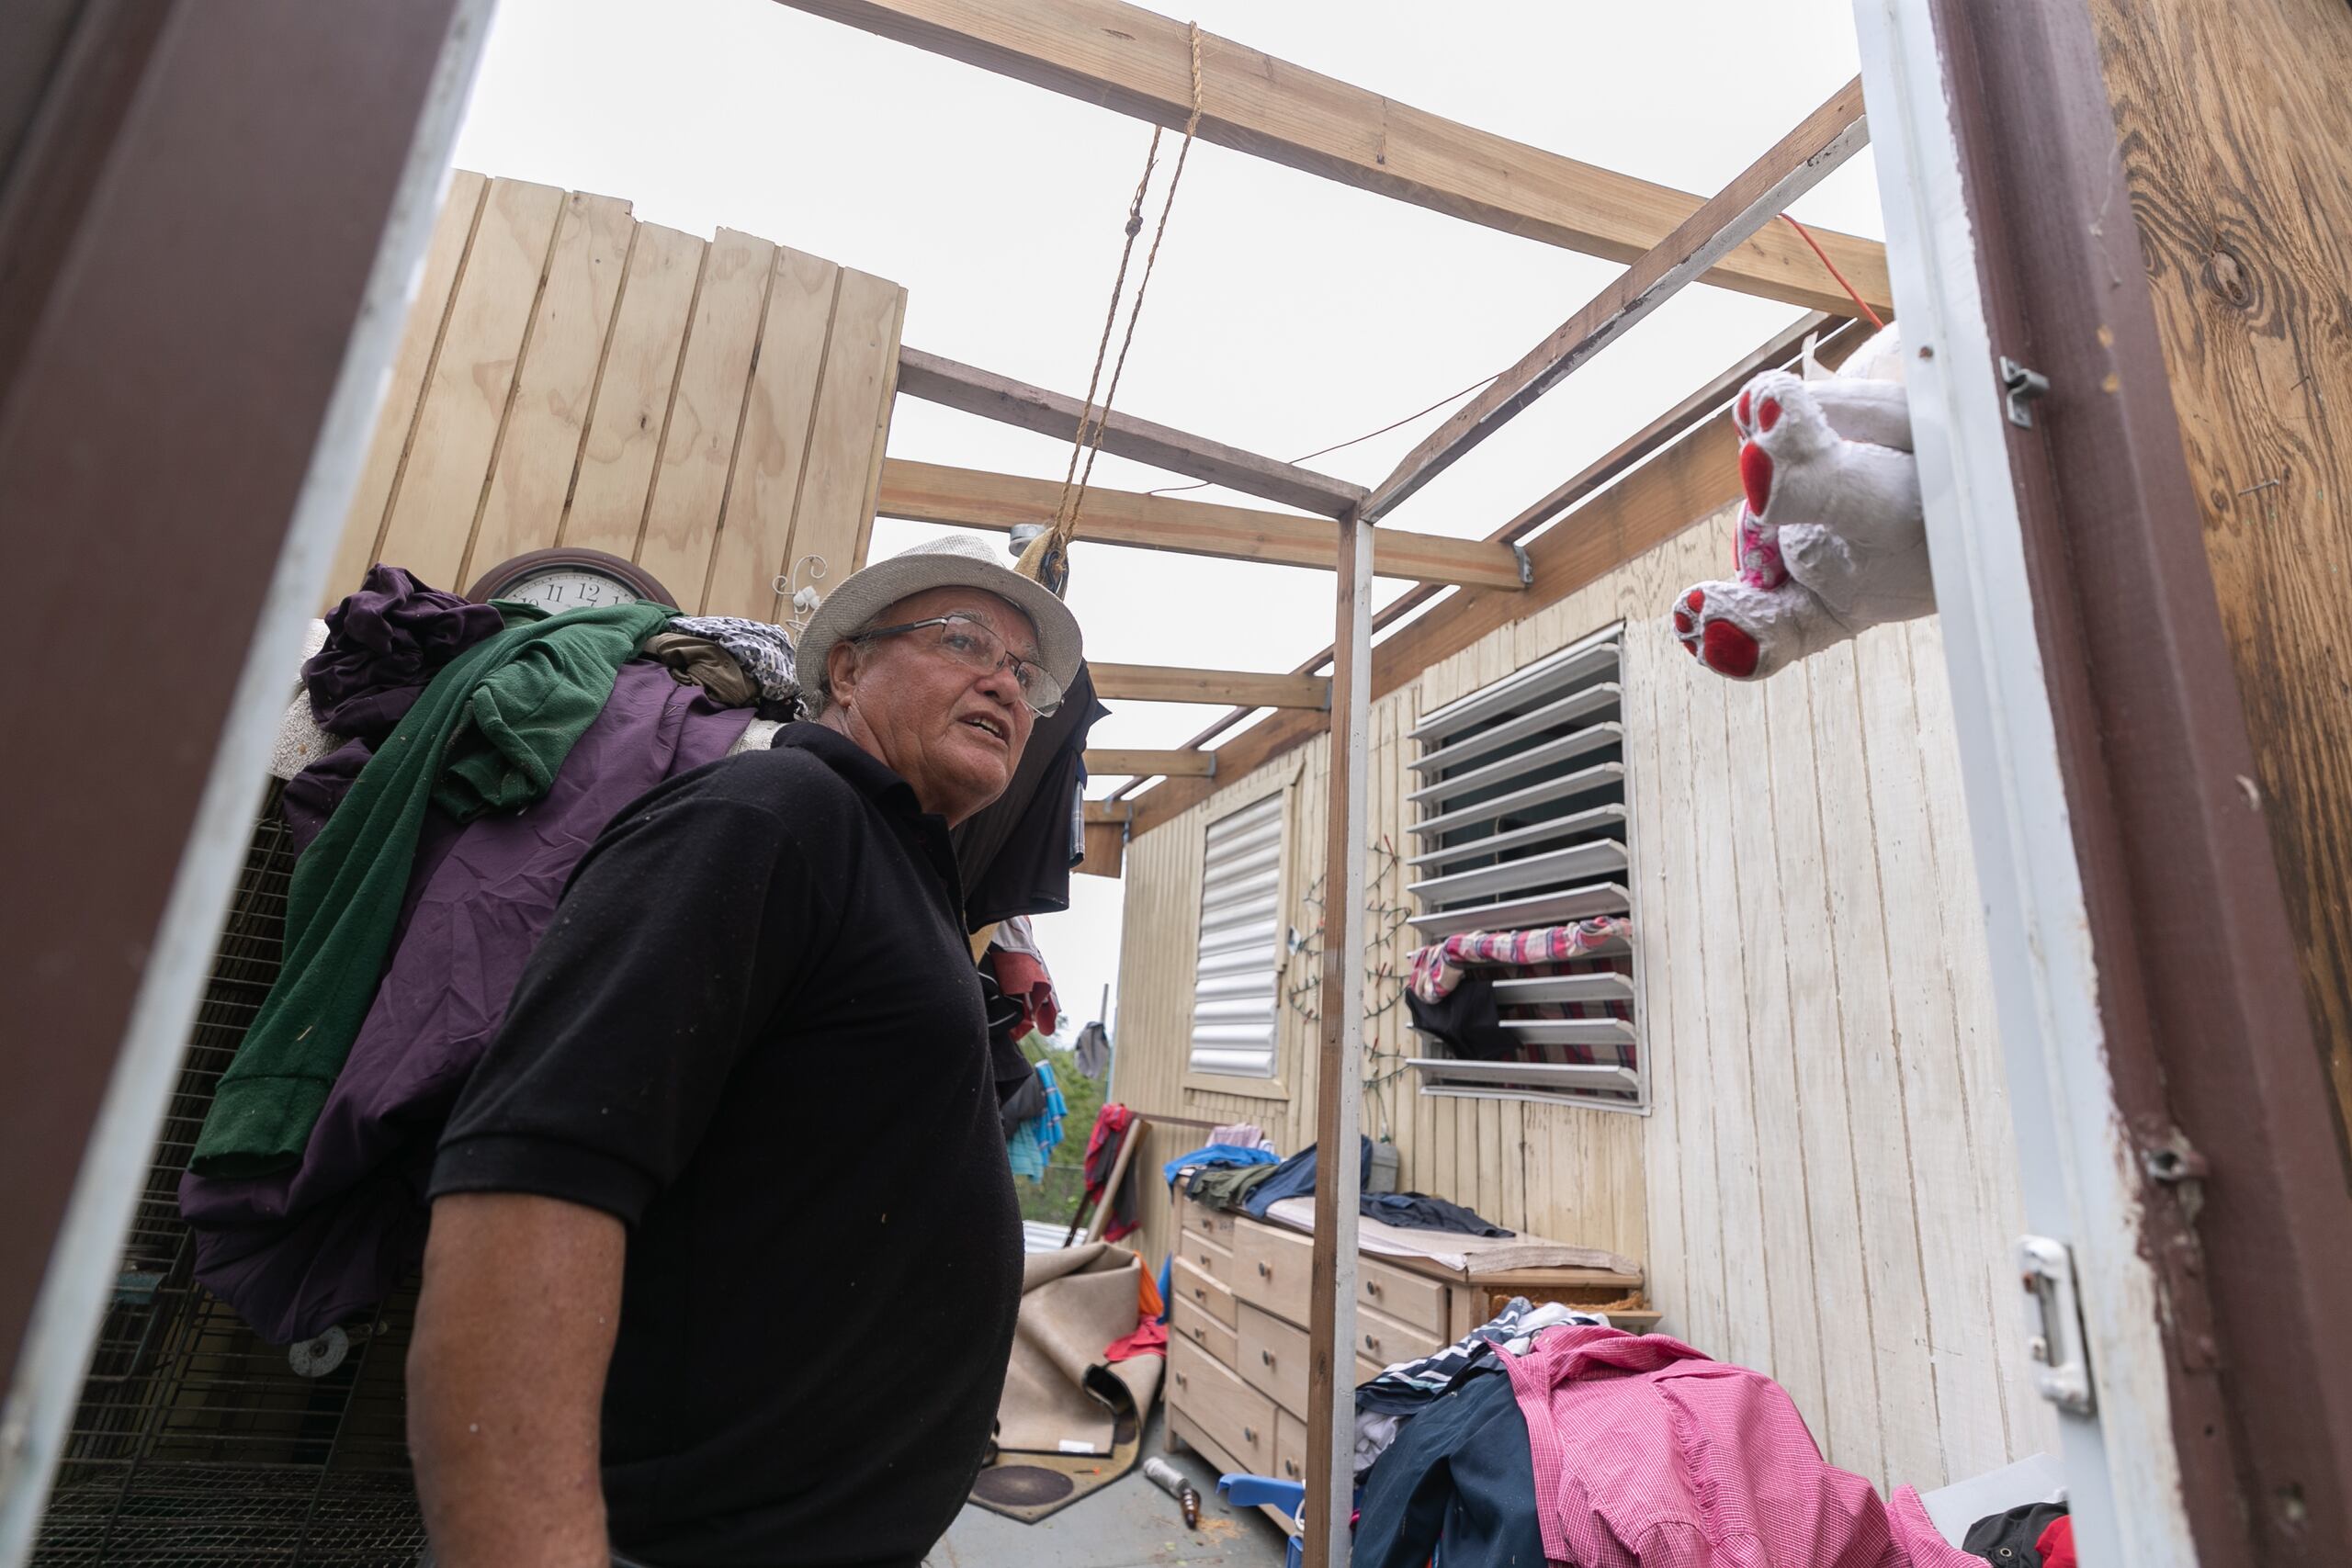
[2087,0,2352,1164]
[1113,506,2055,1491]
[322,171,906,615]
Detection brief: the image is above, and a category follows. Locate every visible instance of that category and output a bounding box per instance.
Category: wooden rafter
[1081,800,1134,824]
[1124,316,1875,834]
[876,458,1528,590]
[1084,748,1216,778]
[1104,311,1854,805]
[775,0,1891,318]
[1363,78,1871,523]
[1087,661,1329,709]
[896,347,1366,518]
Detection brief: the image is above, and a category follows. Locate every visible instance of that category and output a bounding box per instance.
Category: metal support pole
[1300,506,1372,1566]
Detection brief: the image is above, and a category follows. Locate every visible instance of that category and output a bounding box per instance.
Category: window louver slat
[1187,792,1286,1079]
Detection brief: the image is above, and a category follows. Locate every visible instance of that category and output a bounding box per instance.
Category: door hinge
[1999,356,2051,429]
[2018,1235,2097,1416]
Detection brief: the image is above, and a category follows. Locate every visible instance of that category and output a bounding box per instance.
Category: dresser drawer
[1169,1337,1277,1477]
[1351,1299,1438,1371]
[1170,1291,1238,1368]
[1237,1302,1309,1416]
[1180,1229,1233,1285]
[1230,1219,1317,1325]
[1274,1407,1309,1487]
[1359,1255,1450,1337]
[1182,1199,1237,1248]
[1171,1257,1236,1328]
[1238,1301,1394,1419]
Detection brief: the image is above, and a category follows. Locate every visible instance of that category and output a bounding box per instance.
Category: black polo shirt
[431,722,1022,1567]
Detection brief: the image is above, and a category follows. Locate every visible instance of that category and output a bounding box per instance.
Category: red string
[1782,214,1886,329]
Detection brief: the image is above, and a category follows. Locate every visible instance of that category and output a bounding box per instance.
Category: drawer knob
[1284,1460,1300,1478]
[1244,1426,1258,1444]
[1174,1372,1187,1388]
[1366,1280,1382,1297]
[1261,1348,1274,1366]
[1363,1333,1380,1352]
[1193,1288,1205,1301]
[1192,1327,1205,1342]
[1257,1261,1271,1278]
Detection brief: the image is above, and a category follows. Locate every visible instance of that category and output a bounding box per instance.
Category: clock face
[493,567,644,615]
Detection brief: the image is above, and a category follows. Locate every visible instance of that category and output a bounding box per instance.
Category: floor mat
[967,1409,1140,1523]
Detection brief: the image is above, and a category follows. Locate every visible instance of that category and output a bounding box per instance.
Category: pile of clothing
[1351,1309,2037,1568]
[1171,1137,1515,1236]
[183,567,793,1344]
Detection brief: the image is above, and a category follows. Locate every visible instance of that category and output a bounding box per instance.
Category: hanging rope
[1019,21,1205,590]
[1781,213,1886,329]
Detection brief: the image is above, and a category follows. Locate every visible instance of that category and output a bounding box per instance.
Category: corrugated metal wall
[1112,502,2054,1493]
[321,171,905,615]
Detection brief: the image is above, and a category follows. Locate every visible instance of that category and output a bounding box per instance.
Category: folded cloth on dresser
[1502,1325,1983,1567]
[181,661,750,1340]
[1407,916,1635,1002]
[1262,1195,1639,1276]
[192,600,677,1180]
[1362,1190,1512,1236]
[1182,1161,1278,1213]
[1159,1144,1280,1187]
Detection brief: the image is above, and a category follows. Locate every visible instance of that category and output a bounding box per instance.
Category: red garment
[1104,1320,1168,1362]
[989,947,1058,1040]
[1081,1104,1138,1242]
[1501,1325,1981,1567]
[2036,1517,2076,1568]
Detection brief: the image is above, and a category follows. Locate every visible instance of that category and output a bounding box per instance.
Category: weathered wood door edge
[1856,2,2352,1563]
[0,3,492,1560]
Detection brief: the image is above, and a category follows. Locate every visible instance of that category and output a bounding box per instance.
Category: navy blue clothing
[1353,1369,1546,1568]
[431,723,1020,1567]
[1363,1191,1513,1237]
[1240,1136,1374,1220]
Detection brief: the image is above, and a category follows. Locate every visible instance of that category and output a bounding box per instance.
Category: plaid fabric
[665,615,797,703]
[1407,917,1634,1002]
[1502,1325,1983,1566]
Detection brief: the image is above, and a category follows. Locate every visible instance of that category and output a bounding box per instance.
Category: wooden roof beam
[1363,78,1871,524]
[876,458,1528,591]
[897,347,1367,518]
[775,0,1890,318]
[1085,748,1216,778]
[1089,661,1330,709]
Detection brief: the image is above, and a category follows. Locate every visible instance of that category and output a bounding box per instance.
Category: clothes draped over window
[1407,916,1635,1002]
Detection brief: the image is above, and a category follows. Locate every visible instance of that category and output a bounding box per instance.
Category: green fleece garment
[191,599,674,1177]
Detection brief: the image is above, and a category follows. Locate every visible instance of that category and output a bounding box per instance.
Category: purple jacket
[181,662,751,1342]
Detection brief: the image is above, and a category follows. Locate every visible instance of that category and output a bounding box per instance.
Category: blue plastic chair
[1216,1474,1306,1568]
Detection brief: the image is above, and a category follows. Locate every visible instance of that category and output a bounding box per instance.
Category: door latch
[2018,1235,2096,1415]
[1999,356,2051,429]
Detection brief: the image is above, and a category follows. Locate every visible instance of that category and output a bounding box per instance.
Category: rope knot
[1125,213,1144,239]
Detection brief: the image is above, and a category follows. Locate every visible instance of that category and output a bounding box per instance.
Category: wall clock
[463,547,678,614]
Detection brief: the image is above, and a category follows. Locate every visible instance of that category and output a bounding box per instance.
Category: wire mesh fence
[33,795,431,1567]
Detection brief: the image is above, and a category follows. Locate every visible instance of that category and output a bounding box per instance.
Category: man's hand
[408,1192,626,1567]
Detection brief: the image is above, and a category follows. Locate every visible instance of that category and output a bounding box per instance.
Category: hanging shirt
[430,722,1021,1567]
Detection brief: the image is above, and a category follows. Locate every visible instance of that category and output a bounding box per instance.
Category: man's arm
[408,1192,626,1568]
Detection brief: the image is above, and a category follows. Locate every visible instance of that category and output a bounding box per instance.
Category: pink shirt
[1501,1325,1980,1567]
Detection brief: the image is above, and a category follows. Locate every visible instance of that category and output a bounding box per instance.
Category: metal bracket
[2018,1235,2097,1415]
[1512,542,1534,587]
[1999,355,2051,428]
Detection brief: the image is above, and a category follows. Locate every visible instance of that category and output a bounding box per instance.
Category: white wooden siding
[1111,502,2051,1492]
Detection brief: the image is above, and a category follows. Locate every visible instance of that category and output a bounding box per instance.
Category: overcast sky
[449,0,1884,1054]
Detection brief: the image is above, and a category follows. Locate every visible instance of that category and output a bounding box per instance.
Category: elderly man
[405,536,1083,1568]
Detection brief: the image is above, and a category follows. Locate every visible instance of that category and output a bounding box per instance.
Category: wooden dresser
[1161,1195,1653,1529]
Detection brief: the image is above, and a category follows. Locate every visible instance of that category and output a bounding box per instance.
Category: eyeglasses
[854,613,1064,716]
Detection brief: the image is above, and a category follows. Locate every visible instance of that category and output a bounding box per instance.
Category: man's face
[823,585,1040,826]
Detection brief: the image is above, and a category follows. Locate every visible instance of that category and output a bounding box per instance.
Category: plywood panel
[562,221,703,560]
[324,169,485,607]
[2089,0,2352,1157]
[635,227,775,611]
[702,247,839,623]
[746,265,907,617]
[464,190,635,587]
[375,176,565,590]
